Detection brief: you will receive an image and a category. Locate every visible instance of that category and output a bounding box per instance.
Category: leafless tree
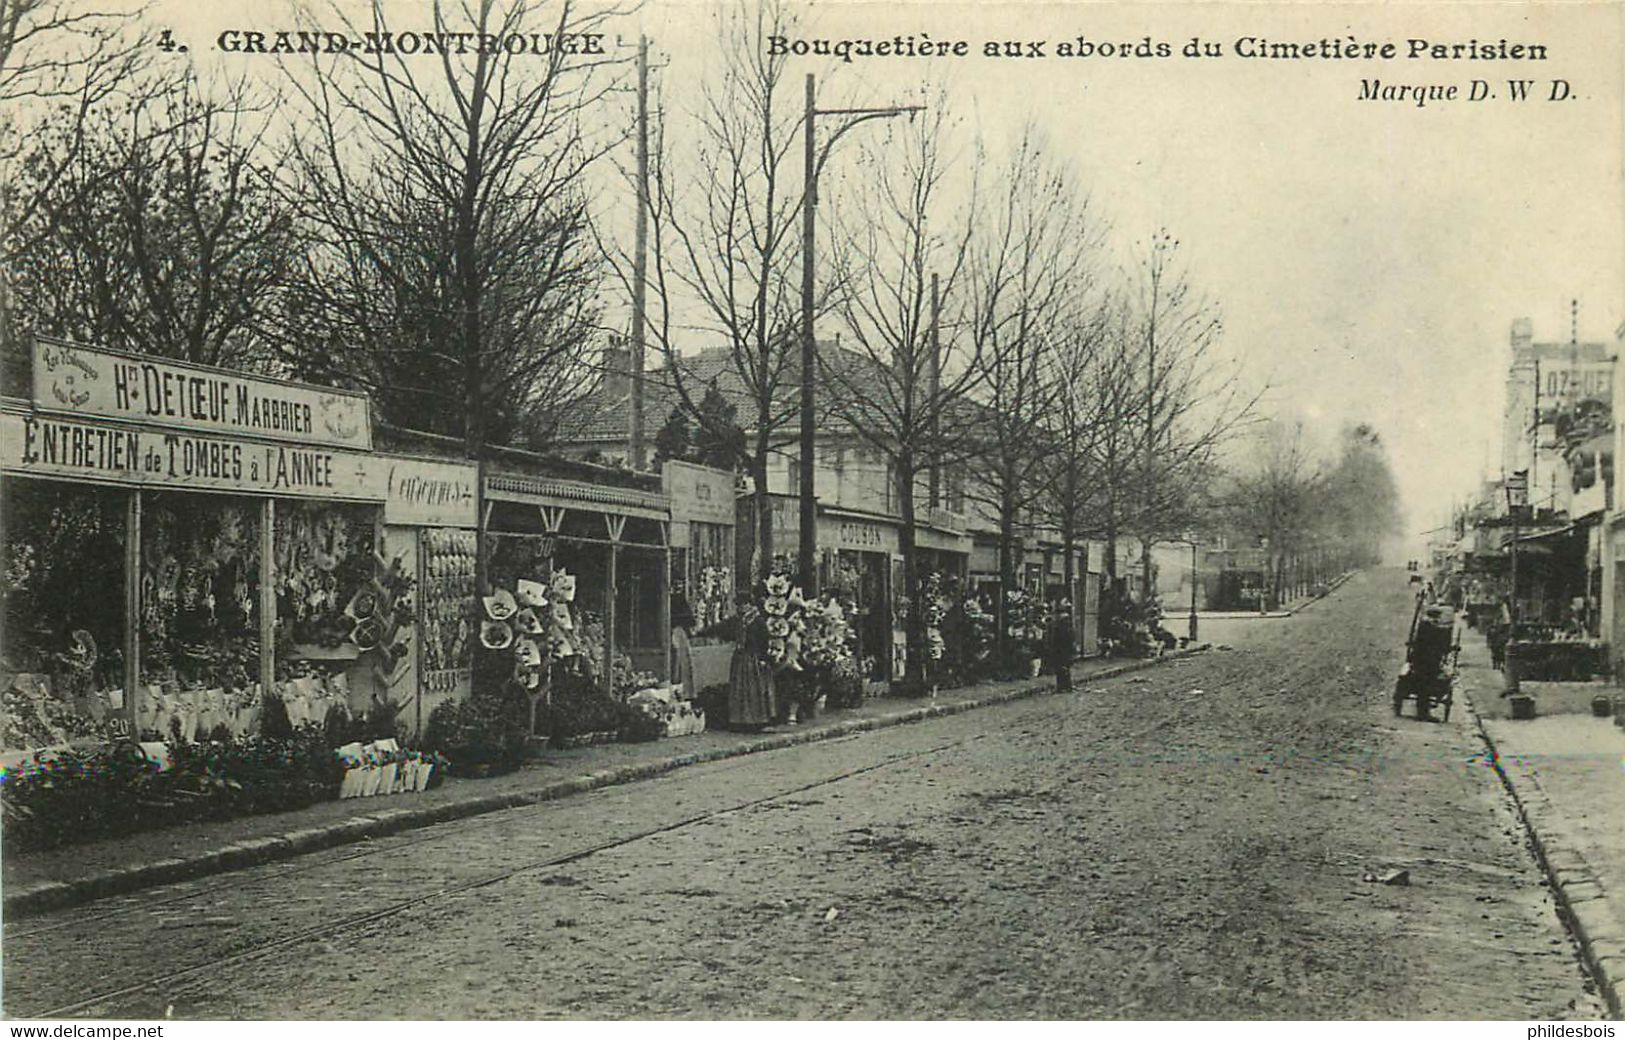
[620,0,811,581]
[1037,294,1119,656]
[1225,418,1323,605]
[5,70,297,371]
[1,0,153,350]
[959,127,1103,670]
[1124,229,1254,600]
[820,103,982,688]
[274,0,621,454]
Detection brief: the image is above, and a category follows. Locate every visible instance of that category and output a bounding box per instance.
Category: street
[2,570,1604,1019]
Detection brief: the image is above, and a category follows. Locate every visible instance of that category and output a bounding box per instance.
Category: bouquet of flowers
[964,597,996,663]
[759,572,808,670]
[800,595,856,670]
[918,573,953,660]
[1005,589,1048,658]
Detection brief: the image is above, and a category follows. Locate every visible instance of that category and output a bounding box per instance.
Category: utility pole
[799,73,817,592]
[1531,357,1540,500]
[629,34,650,471]
[928,272,941,509]
[797,75,924,595]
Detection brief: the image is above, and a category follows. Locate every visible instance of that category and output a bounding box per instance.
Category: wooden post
[603,515,626,697]
[259,498,276,701]
[415,528,426,739]
[123,490,141,734]
[658,522,672,683]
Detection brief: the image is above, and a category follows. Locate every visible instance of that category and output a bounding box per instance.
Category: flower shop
[663,460,738,691]
[471,457,697,758]
[819,509,902,687]
[1,340,476,847]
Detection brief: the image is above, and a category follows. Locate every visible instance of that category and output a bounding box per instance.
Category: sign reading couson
[1,412,388,501]
[32,338,372,450]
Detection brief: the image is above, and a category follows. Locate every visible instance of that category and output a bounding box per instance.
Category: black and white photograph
[0,0,1622,1023]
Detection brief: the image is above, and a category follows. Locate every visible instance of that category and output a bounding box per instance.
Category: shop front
[377,453,480,737]
[0,339,451,754]
[482,464,670,701]
[823,509,901,685]
[764,496,900,686]
[664,460,737,692]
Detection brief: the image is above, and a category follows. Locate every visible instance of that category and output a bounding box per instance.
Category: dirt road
[2,570,1602,1019]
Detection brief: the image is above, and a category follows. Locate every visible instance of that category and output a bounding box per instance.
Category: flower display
[756,571,810,670]
[918,573,952,660]
[1006,589,1049,657]
[964,597,996,664]
[799,595,856,671]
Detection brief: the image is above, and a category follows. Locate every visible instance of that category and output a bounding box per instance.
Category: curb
[1459,681,1624,1018]
[1198,571,1355,621]
[3,650,1201,921]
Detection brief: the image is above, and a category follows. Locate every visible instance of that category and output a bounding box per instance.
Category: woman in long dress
[728,606,775,730]
[671,595,696,700]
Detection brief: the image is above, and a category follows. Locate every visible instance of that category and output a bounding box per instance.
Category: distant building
[1500,316,1613,512]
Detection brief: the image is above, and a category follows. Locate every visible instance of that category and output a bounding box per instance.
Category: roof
[555,347,795,445]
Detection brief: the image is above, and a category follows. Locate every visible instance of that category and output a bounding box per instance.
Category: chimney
[603,341,631,399]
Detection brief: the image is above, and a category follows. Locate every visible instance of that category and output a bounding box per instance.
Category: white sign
[1,411,388,502]
[1506,470,1529,508]
[384,457,478,527]
[32,339,372,450]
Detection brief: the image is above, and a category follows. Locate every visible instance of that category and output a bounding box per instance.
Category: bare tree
[5,70,297,370]
[820,103,981,688]
[625,0,809,581]
[1225,418,1323,606]
[1125,229,1253,601]
[959,126,1102,671]
[1,0,152,350]
[1038,294,1118,658]
[0,0,144,108]
[274,0,620,453]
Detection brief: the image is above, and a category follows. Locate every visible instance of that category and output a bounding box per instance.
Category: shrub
[423,685,529,774]
[615,701,667,744]
[0,727,347,853]
[538,671,624,742]
[824,662,865,709]
[695,683,729,729]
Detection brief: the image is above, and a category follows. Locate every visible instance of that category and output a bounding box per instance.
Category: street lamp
[1165,536,1201,643]
[1258,535,1271,615]
[798,74,924,594]
[1504,469,1528,694]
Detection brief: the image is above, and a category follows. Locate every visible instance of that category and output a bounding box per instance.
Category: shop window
[140,492,264,694]
[2,480,128,749]
[687,521,734,633]
[271,501,380,654]
[948,467,966,514]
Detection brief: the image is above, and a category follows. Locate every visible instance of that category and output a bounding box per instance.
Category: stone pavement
[1456,631,1625,1017]
[2,648,1197,920]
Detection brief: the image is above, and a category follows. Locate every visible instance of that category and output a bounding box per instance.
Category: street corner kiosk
[1,337,478,759]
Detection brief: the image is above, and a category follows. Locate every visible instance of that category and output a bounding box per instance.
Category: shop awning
[484,471,668,521]
[1505,524,1578,555]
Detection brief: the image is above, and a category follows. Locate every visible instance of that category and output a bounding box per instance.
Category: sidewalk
[2,649,1198,920]
[1196,572,1355,620]
[1456,632,1625,1017]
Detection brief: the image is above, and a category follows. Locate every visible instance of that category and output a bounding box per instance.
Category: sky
[136,1,1625,551]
